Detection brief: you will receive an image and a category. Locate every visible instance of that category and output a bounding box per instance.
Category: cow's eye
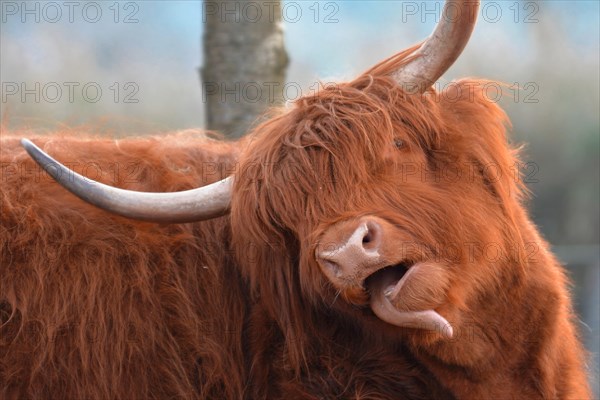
[394,138,404,149]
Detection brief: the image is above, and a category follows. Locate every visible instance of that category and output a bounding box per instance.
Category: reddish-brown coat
[1,56,591,399]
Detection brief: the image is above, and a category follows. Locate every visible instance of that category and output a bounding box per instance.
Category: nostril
[316,217,384,280]
[323,260,342,278]
[361,220,382,250]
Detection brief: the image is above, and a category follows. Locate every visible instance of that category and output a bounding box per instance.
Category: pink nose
[316,218,383,282]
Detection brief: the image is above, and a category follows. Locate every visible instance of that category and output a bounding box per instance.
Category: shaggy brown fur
[1,132,249,399]
[0,131,451,399]
[1,53,592,399]
[230,72,591,397]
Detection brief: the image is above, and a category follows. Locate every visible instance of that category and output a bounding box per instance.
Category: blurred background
[1,0,598,395]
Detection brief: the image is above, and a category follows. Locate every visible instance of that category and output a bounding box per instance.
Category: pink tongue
[366,267,453,338]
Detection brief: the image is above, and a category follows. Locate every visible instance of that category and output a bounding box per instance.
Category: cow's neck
[407,224,586,399]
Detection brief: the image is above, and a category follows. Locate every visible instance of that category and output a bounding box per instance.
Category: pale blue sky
[1,1,598,131]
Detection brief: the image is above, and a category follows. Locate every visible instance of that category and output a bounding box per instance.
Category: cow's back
[0,132,247,399]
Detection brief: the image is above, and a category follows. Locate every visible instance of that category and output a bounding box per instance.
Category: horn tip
[21,138,34,148]
[21,138,44,161]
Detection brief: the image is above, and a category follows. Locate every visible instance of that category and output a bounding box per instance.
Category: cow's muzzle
[315,216,453,338]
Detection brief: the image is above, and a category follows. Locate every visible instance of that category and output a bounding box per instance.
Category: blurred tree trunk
[202,0,289,138]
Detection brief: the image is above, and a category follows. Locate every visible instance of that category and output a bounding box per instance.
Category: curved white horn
[21,139,232,223]
[393,0,480,92]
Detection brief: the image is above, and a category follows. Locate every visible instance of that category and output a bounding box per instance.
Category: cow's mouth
[363,262,411,296]
[363,261,453,337]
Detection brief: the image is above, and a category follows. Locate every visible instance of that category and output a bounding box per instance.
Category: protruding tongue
[366,265,453,338]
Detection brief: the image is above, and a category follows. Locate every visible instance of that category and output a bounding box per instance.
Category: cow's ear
[438,79,527,207]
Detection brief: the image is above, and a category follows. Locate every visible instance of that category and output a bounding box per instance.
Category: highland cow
[0,0,591,399]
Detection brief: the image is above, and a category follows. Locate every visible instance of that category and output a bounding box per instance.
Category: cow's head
[23,0,526,363]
